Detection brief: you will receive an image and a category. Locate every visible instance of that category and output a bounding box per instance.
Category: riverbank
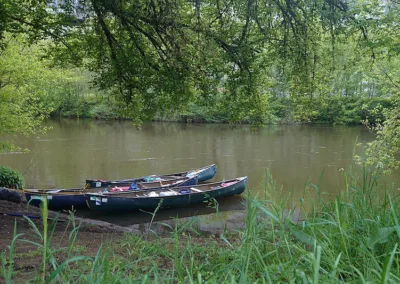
[2,168,400,282]
[0,199,241,282]
[49,96,393,125]
[0,200,124,282]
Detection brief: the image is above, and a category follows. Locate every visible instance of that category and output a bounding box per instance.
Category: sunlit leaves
[0,34,80,152]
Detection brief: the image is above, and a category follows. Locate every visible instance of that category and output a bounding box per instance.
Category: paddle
[0,212,65,221]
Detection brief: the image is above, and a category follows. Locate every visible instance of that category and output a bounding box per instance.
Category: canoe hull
[24,193,87,211]
[24,176,198,211]
[86,177,247,212]
[197,164,217,182]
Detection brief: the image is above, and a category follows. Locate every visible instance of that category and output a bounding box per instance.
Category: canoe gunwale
[86,176,247,212]
[86,177,245,199]
[86,177,247,201]
[85,164,216,186]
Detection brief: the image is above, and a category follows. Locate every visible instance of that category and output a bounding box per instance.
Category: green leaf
[290,228,316,247]
[381,243,398,284]
[367,226,400,249]
[46,256,92,283]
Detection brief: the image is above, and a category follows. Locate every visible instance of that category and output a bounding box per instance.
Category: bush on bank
[158,96,393,125]
[0,165,24,189]
[43,80,393,125]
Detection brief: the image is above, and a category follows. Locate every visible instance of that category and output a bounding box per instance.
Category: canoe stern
[24,192,87,211]
[197,164,217,182]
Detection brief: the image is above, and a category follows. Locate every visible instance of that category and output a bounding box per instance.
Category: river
[1,119,399,230]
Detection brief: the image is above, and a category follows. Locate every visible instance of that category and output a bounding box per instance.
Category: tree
[354,0,400,173]
[0,34,74,152]
[8,0,353,123]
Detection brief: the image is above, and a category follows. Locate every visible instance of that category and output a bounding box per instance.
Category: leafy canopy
[1,0,362,122]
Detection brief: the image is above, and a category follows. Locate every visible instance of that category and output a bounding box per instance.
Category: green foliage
[4,0,374,123]
[0,165,24,189]
[363,100,400,174]
[291,97,393,125]
[40,70,98,119]
[0,35,52,152]
[89,103,120,120]
[155,96,392,125]
[351,1,400,172]
[0,34,103,150]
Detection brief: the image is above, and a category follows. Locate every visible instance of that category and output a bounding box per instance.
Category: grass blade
[46,256,91,283]
[381,243,398,284]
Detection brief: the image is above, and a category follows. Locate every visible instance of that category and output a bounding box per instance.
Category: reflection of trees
[2,121,399,200]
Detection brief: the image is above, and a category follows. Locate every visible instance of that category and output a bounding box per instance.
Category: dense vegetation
[1,1,399,122]
[0,165,24,189]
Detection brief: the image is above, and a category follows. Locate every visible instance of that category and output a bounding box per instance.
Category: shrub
[89,103,119,120]
[0,165,24,189]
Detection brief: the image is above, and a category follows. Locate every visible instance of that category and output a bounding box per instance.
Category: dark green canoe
[86,176,247,212]
[23,175,198,211]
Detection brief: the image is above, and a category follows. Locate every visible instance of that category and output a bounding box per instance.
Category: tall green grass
[1,166,400,282]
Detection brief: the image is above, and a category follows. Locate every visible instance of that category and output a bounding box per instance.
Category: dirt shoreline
[0,199,246,282]
[0,200,140,282]
[0,200,140,234]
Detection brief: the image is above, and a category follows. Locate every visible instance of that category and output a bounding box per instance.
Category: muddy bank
[0,199,244,255]
[0,200,138,282]
[0,200,244,282]
[0,200,140,235]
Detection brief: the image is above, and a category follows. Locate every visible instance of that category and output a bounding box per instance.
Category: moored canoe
[24,175,199,211]
[86,177,247,212]
[85,164,216,188]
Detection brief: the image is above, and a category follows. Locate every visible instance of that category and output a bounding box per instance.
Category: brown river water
[1,119,399,230]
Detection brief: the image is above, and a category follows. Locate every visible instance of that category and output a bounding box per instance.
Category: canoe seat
[166,175,183,179]
[140,181,162,189]
[190,187,202,192]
